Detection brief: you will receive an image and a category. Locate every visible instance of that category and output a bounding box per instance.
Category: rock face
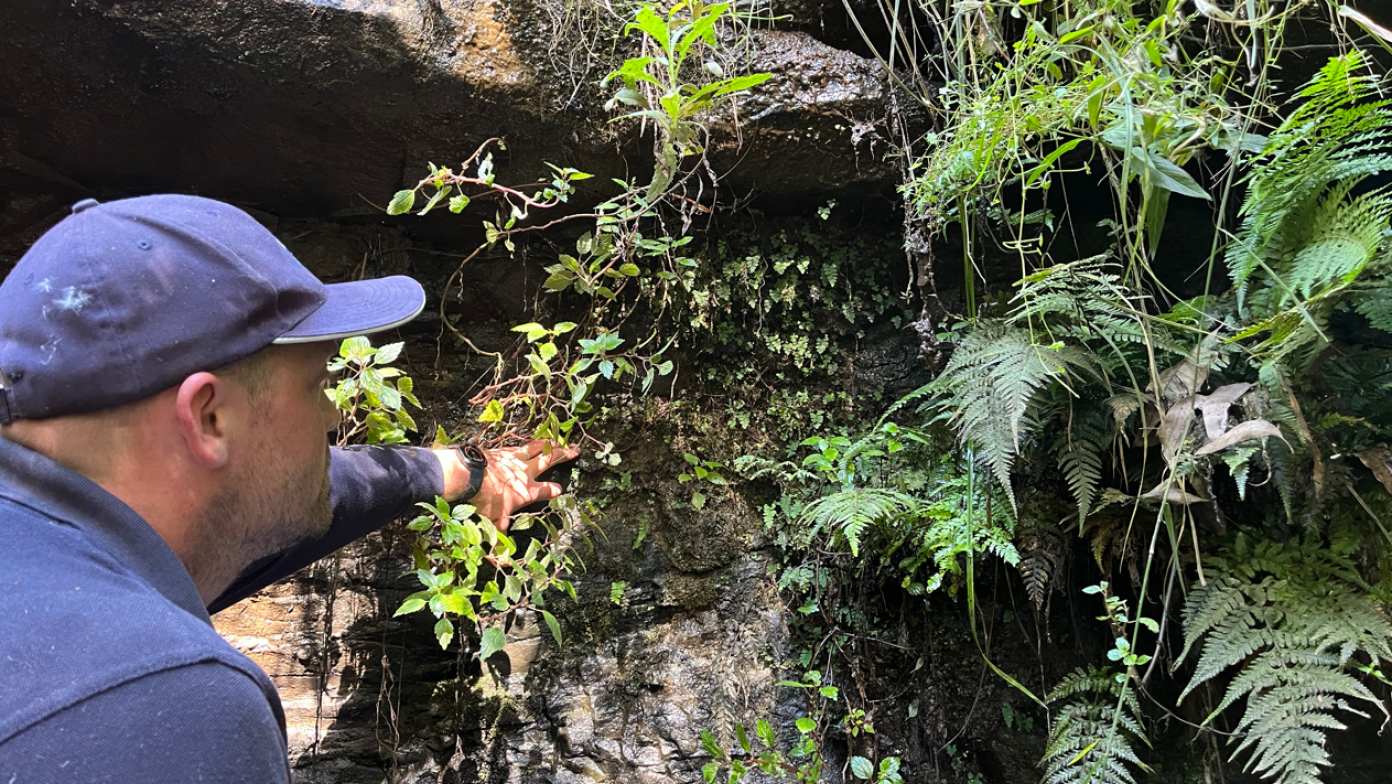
[1,0,898,225]
[191,218,808,783]
[0,3,949,782]
[210,425,796,784]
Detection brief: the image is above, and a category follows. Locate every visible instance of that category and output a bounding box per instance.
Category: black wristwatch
[455,444,488,500]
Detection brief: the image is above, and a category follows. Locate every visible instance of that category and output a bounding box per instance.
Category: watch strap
[455,444,488,500]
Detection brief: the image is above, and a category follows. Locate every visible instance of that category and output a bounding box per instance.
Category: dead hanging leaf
[1355,445,1392,496]
[1133,401,1166,448]
[1141,481,1210,504]
[1339,6,1392,55]
[1194,419,1289,456]
[1192,383,1252,440]
[1151,358,1210,405]
[1017,530,1065,610]
[1280,382,1324,498]
[1159,401,1198,466]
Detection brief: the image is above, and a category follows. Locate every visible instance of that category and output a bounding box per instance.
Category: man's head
[0,195,426,603]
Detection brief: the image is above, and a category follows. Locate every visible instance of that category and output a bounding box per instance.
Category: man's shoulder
[1,661,291,784]
[0,499,279,745]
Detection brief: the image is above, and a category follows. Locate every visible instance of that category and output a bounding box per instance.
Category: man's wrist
[454,444,487,500]
[432,447,482,502]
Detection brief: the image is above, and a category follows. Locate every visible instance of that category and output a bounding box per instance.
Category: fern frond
[933,322,1100,507]
[1283,183,1392,300]
[1180,535,1392,784]
[1056,404,1111,524]
[1229,50,1392,329]
[1041,667,1150,784]
[799,488,917,557]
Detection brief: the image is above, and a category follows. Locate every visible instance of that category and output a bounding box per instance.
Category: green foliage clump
[682,224,913,441]
[603,0,771,197]
[395,495,581,652]
[1179,535,1392,784]
[747,420,1018,599]
[700,670,903,784]
[1042,667,1150,784]
[327,337,420,445]
[1228,51,1392,371]
[689,226,909,378]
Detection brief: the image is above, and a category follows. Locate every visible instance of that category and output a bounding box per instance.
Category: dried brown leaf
[1355,445,1392,496]
[1194,419,1289,456]
[1151,358,1209,405]
[1193,383,1252,440]
[1159,403,1196,465]
[1141,481,1210,504]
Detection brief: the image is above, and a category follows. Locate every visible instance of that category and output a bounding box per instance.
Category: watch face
[460,444,488,466]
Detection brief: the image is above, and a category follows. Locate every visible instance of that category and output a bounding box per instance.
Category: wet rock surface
[1,0,898,222]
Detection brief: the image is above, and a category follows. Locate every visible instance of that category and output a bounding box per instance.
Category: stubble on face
[189,347,336,599]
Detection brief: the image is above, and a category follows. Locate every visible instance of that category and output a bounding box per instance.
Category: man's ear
[175,372,236,468]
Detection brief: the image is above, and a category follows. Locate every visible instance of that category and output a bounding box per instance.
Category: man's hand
[434,440,579,530]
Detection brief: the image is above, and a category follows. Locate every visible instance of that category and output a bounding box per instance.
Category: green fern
[1179,535,1392,784]
[1227,51,1392,344]
[800,488,918,557]
[1041,667,1151,784]
[932,322,1099,507]
[1054,402,1112,526]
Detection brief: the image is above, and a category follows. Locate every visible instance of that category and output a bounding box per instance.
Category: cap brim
[272,275,426,344]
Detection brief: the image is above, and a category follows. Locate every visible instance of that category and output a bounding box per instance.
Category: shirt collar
[0,434,210,624]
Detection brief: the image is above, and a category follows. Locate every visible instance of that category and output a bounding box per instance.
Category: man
[0,194,574,782]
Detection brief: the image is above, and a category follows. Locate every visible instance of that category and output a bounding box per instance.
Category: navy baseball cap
[0,194,426,423]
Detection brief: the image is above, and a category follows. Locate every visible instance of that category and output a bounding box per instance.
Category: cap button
[71,198,100,214]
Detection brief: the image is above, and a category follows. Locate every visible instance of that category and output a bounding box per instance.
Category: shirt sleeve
[208,445,443,614]
[0,662,291,784]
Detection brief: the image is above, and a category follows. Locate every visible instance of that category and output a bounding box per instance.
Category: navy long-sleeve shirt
[0,435,442,783]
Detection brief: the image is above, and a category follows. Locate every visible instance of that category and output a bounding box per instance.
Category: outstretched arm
[209,440,576,614]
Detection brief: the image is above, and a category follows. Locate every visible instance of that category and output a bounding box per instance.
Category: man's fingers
[531,444,580,473]
[534,481,565,501]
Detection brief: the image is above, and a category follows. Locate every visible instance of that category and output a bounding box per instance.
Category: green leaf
[387,189,416,215]
[735,723,750,753]
[629,7,672,51]
[619,263,641,276]
[448,194,471,213]
[609,580,628,605]
[439,590,470,616]
[375,342,404,364]
[479,626,508,661]
[701,728,723,759]
[1134,147,1211,200]
[756,719,775,749]
[795,717,817,733]
[394,593,429,616]
[434,616,454,649]
[702,762,718,784]
[511,322,550,342]
[850,756,874,780]
[543,270,575,292]
[418,187,448,215]
[541,609,562,645]
[691,491,707,510]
